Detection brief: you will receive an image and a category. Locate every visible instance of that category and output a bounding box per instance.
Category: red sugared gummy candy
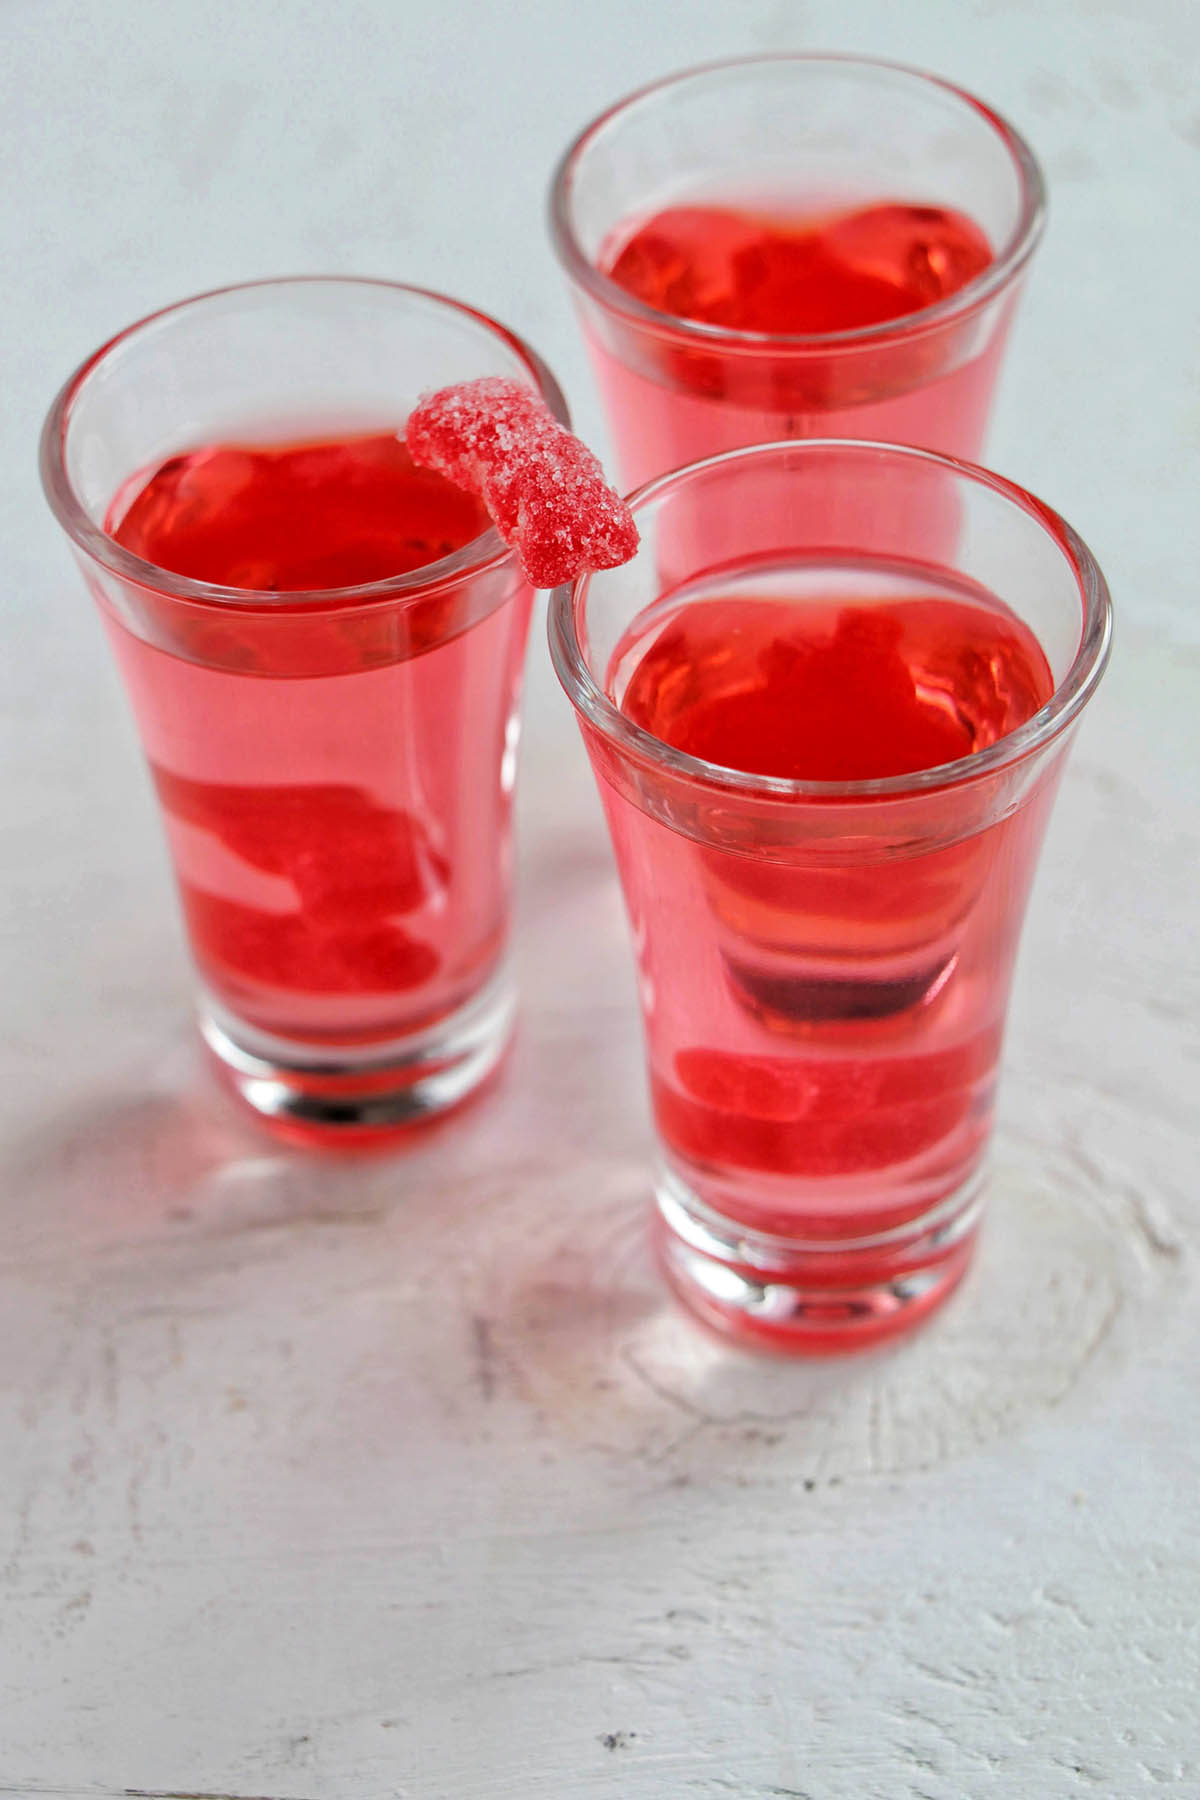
[405,378,638,588]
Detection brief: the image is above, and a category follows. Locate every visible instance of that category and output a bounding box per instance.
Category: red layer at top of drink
[111,431,489,590]
[617,588,1050,782]
[602,200,993,335]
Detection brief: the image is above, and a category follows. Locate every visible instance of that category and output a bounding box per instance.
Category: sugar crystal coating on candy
[405,378,638,588]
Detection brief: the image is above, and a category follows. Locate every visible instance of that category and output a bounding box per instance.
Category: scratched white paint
[2,1,1198,1797]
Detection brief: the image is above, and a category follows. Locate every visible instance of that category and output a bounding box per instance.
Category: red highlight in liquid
[112,432,489,590]
[619,593,1049,781]
[604,201,993,335]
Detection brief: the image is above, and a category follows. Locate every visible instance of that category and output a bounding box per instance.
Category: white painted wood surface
[3,1,1197,1794]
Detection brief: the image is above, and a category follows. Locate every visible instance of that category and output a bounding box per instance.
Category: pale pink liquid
[589,200,1014,489]
[104,435,531,1047]
[598,560,1061,1249]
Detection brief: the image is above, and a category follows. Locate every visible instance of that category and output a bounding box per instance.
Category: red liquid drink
[550,440,1110,1352]
[608,572,1054,1227]
[604,202,993,338]
[105,434,521,1048]
[551,57,1044,488]
[42,279,565,1141]
[593,199,1008,486]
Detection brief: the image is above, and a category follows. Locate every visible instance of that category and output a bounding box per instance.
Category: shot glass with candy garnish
[550,440,1111,1354]
[550,55,1045,491]
[40,280,633,1143]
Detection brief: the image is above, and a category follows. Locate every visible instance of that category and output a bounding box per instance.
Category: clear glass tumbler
[550,440,1111,1352]
[41,278,567,1144]
[550,55,1045,490]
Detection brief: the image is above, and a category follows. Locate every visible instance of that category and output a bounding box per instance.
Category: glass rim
[39,275,568,611]
[548,52,1047,354]
[549,438,1113,802]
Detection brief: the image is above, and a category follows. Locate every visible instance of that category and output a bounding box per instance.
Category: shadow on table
[2,851,1158,1499]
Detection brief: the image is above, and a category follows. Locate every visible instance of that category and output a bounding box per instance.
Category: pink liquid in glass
[105,433,531,1049]
[602,562,1058,1260]
[590,200,1010,488]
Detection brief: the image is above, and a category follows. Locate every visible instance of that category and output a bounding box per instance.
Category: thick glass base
[654,1164,984,1354]
[199,965,515,1147]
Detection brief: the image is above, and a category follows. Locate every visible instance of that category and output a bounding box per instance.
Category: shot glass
[549,440,1111,1352]
[41,278,567,1143]
[550,55,1045,490]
